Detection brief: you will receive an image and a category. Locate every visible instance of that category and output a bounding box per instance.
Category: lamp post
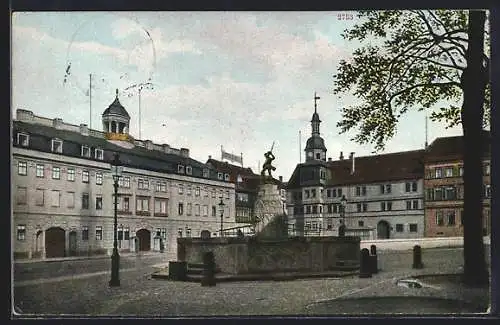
[339,194,347,237]
[219,197,225,237]
[109,153,123,287]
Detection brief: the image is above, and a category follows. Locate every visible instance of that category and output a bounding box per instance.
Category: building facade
[286,100,425,240]
[424,132,491,237]
[12,92,244,260]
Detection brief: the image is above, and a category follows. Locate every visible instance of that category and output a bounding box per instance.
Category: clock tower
[304,92,327,162]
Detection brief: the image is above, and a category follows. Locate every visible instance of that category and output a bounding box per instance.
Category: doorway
[45,227,65,258]
[69,231,77,256]
[136,229,151,251]
[377,220,391,239]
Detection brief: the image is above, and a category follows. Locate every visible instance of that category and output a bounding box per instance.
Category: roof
[13,120,225,181]
[287,150,425,189]
[311,112,321,122]
[102,94,130,119]
[425,130,491,163]
[305,136,327,150]
[206,158,256,182]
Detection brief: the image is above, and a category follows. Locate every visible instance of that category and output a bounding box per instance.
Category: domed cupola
[102,89,131,141]
[304,92,327,162]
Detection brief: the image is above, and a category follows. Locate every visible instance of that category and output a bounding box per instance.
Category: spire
[314,92,320,114]
[115,88,119,98]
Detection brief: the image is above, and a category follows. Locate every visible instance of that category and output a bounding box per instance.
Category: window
[434,188,444,200]
[306,206,311,214]
[119,227,124,240]
[225,190,230,199]
[212,206,216,217]
[18,161,27,175]
[178,184,184,194]
[82,170,89,183]
[445,167,453,178]
[412,200,419,209]
[363,203,368,212]
[319,205,323,213]
[460,209,464,225]
[381,202,386,211]
[17,225,26,241]
[187,186,192,196]
[202,205,208,216]
[51,190,60,207]
[218,172,223,180]
[138,179,149,190]
[51,166,61,180]
[327,189,331,198]
[445,187,456,200]
[36,164,44,178]
[186,228,192,237]
[311,189,316,198]
[156,181,167,192]
[96,172,103,185]
[82,226,89,240]
[395,224,404,232]
[436,211,444,226]
[178,165,185,173]
[35,189,44,206]
[51,139,63,153]
[435,168,443,178]
[357,203,362,212]
[484,163,490,176]
[154,199,168,215]
[484,184,491,198]
[212,189,216,198]
[95,149,104,160]
[121,197,130,211]
[305,190,310,198]
[17,133,29,146]
[195,187,200,196]
[16,187,27,205]
[195,204,200,216]
[67,192,75,208]
[186,166,192,175]
[380,184,391,194]
[203,168,209,178]
[67,168,75,181]
[186,203,192,215]
[459,166,464,177]
[136,197,150,213]
[356,186,361,196]
[124,227,130,240]
[387,202,392,211]
[82,193,89,209]
[412,182,417,192]
[224,173,230,181]
[204,187,209,197]
[95,226,103,240]
[95,196,103,210]
[178,228,183,237]
[409,224,418,232]
[312,206,317,214]
[178,203,184,215]
[447,211,456,226]
[358,221,364,227]
[337,188,343,197]
[81,145,90,158]
[406,200,412,210]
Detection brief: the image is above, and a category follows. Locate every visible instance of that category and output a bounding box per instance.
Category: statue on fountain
[261,142,276,178]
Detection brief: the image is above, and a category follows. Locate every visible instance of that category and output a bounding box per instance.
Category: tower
[304,92,327,162]
[102,89,131,141]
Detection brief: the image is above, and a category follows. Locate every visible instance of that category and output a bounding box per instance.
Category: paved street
[12,247,491,316]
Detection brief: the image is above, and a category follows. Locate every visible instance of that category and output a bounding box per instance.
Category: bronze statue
[261,142,276,177]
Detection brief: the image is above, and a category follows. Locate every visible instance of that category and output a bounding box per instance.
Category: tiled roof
[424,130,491,163]
[13,120,224,181]
[206,158,256,181]
[102,96,130,119]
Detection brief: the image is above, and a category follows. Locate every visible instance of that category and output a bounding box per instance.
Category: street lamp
[339,194,347,237]
[109,152,123,287]
[219,197,225,237]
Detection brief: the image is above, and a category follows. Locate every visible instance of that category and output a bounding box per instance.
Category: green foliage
[333,10,490,151]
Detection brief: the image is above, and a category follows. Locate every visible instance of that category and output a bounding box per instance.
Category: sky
[11,11,464,181]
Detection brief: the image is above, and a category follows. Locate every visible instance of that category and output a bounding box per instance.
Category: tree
[333,10,489,286]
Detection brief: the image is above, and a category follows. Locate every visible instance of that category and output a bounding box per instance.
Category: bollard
[168,261,187,281]
[201,251,216,287]
[412,245,424,269]
[369,245,378,274]
[359,248,372,278]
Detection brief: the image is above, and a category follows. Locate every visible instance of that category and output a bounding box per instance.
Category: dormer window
[51,139,63,153]
[224,173,230,181]
[218,172,223,180]
[203,168,209,178]
[186,166,192,175]
[178,165,185,173]
[237,175,243,183]
[95,149,104,160]
[81,145,91,158]
[17,133,29,147]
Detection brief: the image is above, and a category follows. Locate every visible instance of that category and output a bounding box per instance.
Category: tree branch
[388,81,462,105]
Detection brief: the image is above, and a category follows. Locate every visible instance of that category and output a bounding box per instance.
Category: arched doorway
[377,221,391,239]
[136,229,151,251]
[68,231,77,256]
[34,230,43,258]
[45,227,65,258]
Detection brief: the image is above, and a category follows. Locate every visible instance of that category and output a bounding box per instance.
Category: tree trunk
[460,10,488,287]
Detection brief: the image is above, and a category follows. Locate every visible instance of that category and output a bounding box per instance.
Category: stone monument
[253,144,288,238]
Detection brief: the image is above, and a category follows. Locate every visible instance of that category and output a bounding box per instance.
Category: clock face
[307,151,313,157]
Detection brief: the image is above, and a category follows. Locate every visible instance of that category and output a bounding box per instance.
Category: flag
[221,147,243,165]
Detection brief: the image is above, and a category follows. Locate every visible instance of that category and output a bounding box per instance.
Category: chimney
[279,176,283,183]
[16,109,34,121]
[162,144,171,154]
[328,157,332,162]
[180,148,190,158]
[53,118,63,129]
[350,152,355,175]
[339,151,344,160]
[144,140,153,150]
[208,155,212,160]
[79,123,89,136]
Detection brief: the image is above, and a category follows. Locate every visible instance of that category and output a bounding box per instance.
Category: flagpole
[89,73,92,130]
[240,153,243,167]
[221,145,223,160]
[299,130,301,163]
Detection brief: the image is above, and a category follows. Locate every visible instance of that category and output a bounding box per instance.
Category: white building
[12,91,243,260]
[286,99,425,240]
